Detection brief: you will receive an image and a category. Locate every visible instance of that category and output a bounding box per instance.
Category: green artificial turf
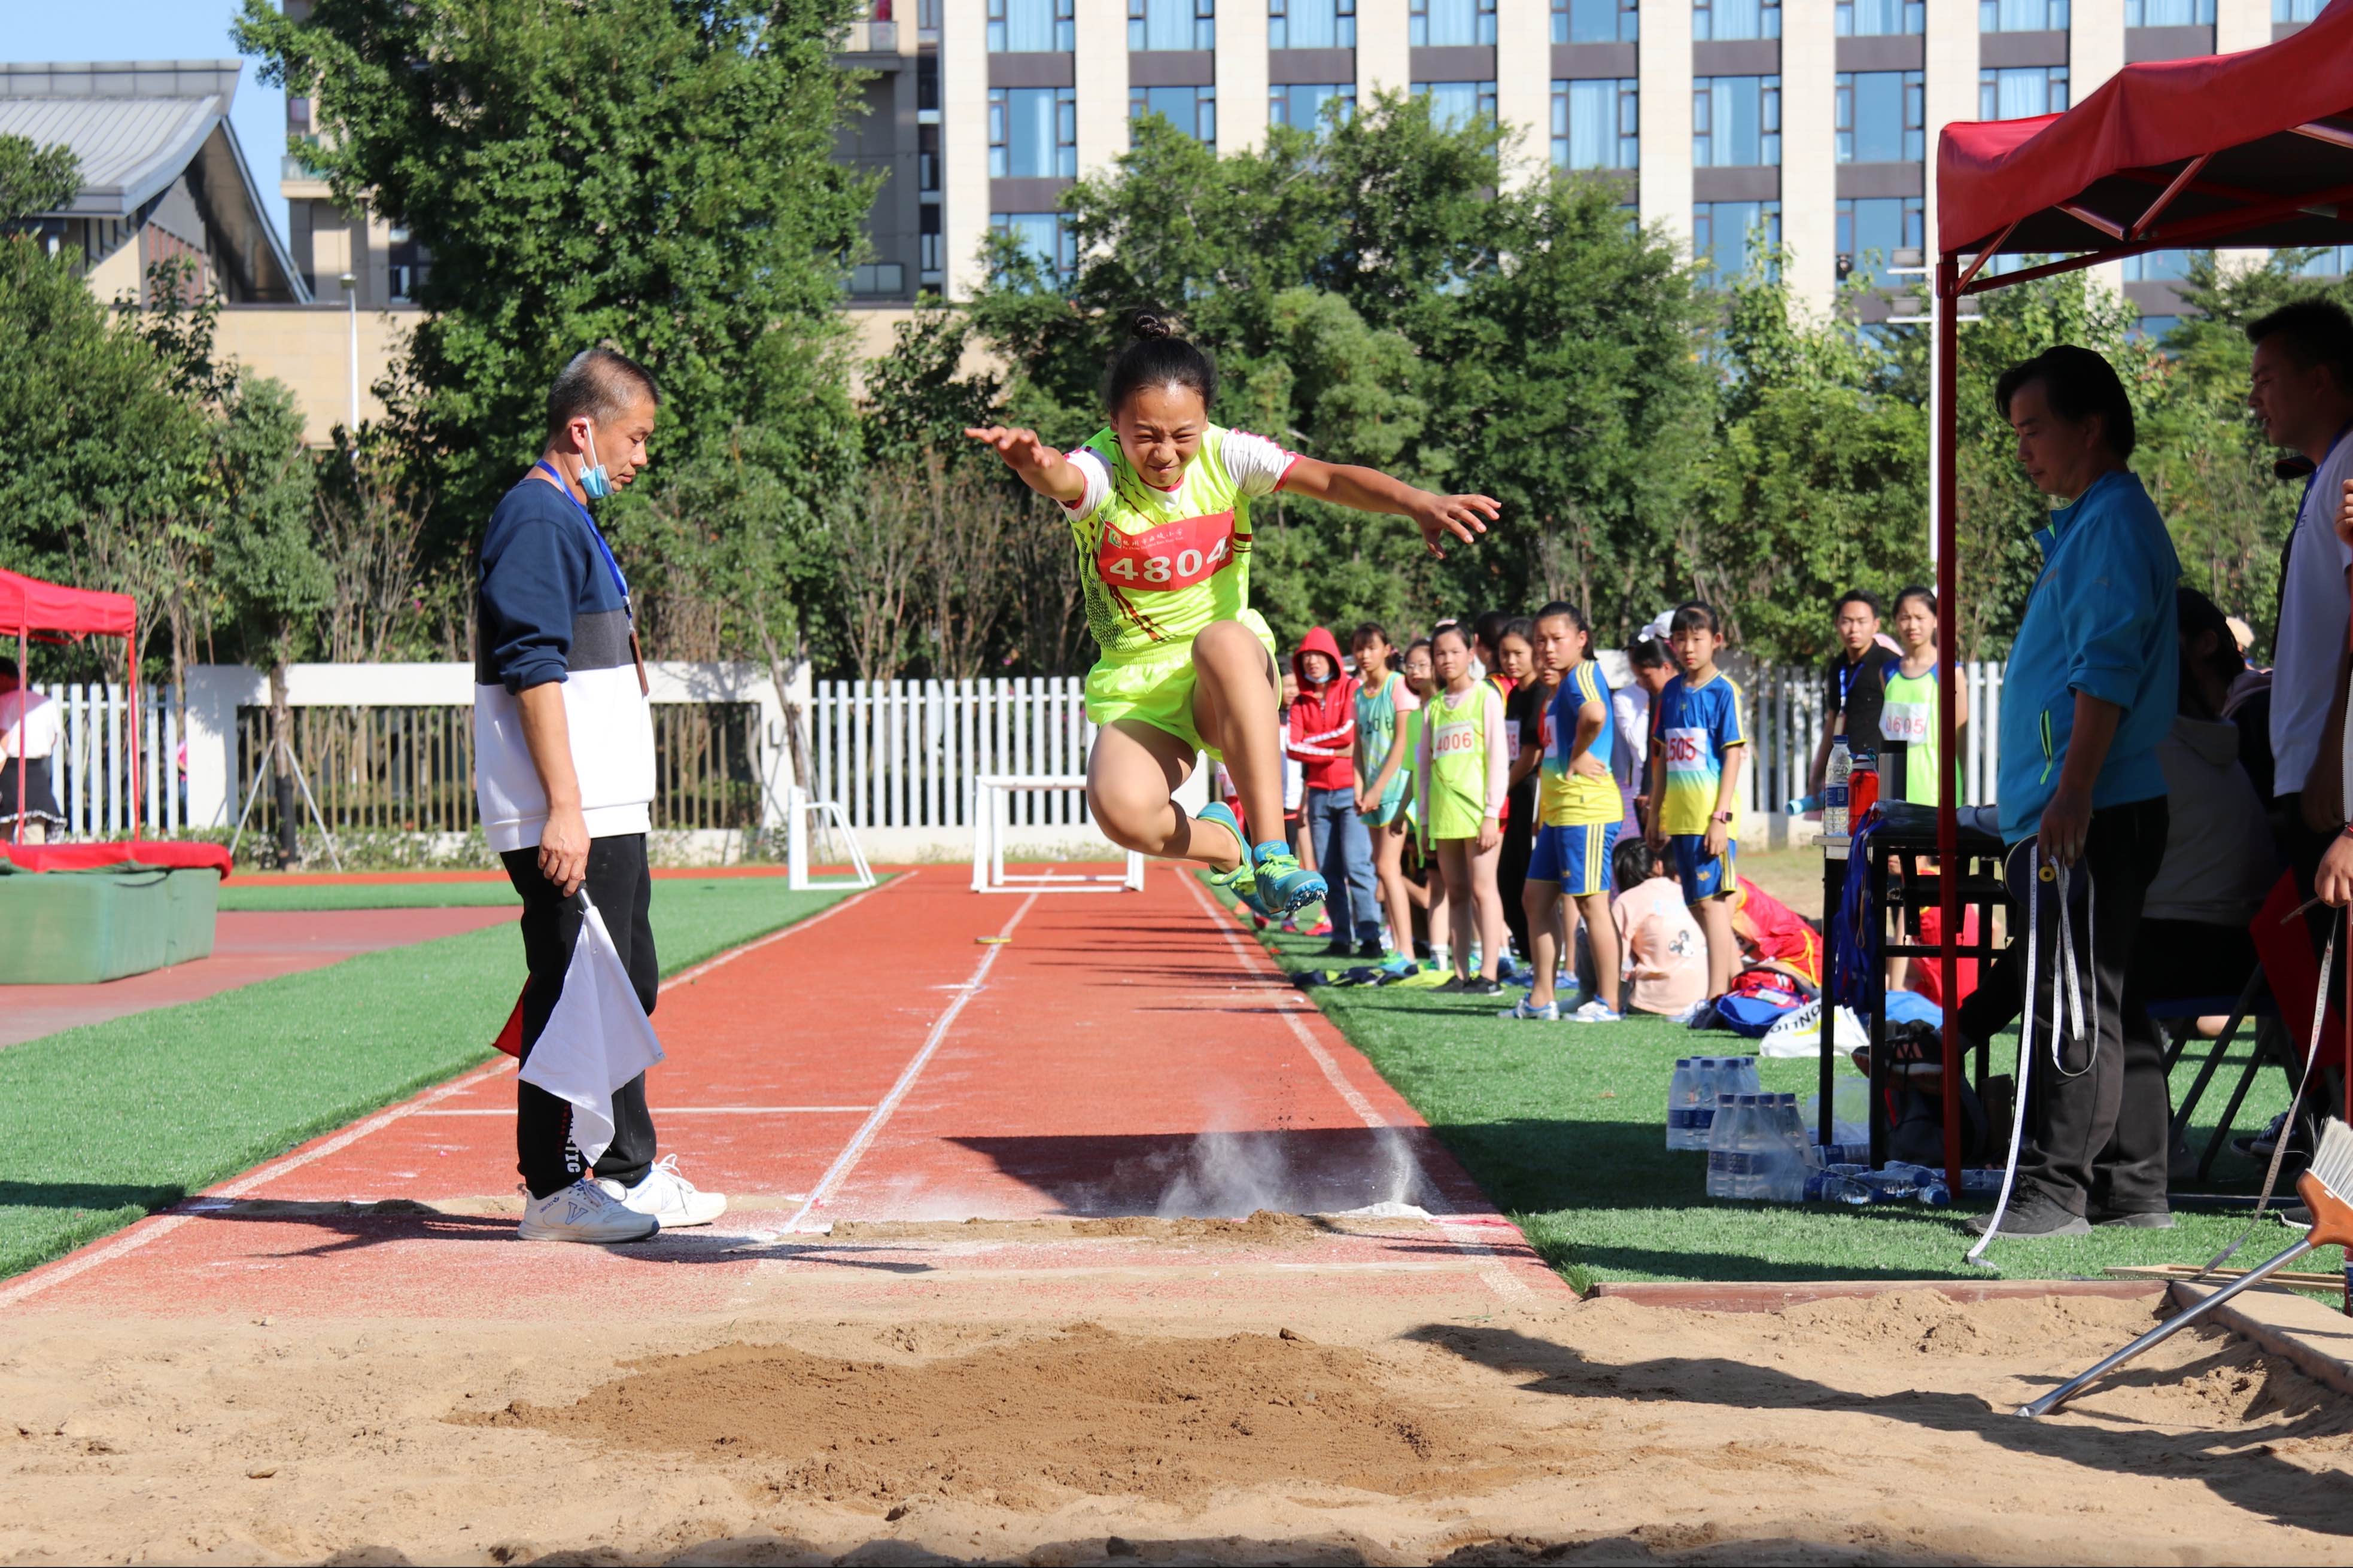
[1233,889,2306,1290]
[0,877,872,1280]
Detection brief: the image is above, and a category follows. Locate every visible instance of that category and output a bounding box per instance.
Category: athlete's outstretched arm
[963,425,1088,506]
[1280,457,1500,558]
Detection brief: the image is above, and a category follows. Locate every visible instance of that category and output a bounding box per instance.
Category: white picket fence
[22,683,182,836]
[808,662,2009,835]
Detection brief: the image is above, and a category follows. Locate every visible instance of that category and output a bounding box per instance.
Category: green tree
[237,0,878,637]
[0,133,78,225]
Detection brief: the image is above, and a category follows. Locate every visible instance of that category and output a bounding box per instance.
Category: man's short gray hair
[546,348,659,441]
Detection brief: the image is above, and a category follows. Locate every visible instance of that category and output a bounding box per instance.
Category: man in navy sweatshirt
[474,348,725,1243]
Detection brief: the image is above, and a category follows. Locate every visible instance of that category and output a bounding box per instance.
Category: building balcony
[837,20,903,57]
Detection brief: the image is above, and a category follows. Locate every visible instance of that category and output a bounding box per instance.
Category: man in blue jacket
[1969,345,2179,1239]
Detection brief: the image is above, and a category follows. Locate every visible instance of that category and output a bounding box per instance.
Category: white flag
[517,893,665,1167]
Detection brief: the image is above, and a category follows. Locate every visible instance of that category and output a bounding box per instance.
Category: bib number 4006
[1096,510,1237,593]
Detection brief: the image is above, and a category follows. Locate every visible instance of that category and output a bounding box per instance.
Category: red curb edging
[1586,1278,2166,1312]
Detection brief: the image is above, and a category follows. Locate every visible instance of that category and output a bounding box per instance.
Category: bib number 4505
[1096,510,1238,593]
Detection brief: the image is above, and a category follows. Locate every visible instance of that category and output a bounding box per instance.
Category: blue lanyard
[534,461,631,616]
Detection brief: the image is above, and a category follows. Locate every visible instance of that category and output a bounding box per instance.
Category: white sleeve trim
[1223,429,1303,499]
[1063,447,1112,521]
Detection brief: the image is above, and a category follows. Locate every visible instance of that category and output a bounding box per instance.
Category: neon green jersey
[1064,425,1299,663]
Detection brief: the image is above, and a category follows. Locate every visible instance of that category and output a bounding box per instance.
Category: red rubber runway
[0,906,514,1049]
[1,867,1567,1321]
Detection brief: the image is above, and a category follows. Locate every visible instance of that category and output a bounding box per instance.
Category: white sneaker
[1567,998,1623,1023]
[598,1155,727,1228]
[518,1178,659,1244]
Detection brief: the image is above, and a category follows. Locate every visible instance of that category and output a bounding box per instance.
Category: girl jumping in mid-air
[966,312,1497,917]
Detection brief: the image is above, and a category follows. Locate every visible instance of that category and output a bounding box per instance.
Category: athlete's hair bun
[1103,307,1215,412]
[1128,309,1175,342]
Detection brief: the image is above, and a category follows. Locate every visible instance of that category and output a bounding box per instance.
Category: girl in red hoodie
[1288,626,1382,958]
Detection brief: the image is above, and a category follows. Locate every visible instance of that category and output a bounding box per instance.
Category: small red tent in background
[1923,8,2353,1189]
[0,566,227,876]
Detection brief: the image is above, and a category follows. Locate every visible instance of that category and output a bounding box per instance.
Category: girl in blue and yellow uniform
[966,313,1499,917]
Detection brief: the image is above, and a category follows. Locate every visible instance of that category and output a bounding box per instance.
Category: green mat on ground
[1224,882,2303,1289]
[0,877,872,1281]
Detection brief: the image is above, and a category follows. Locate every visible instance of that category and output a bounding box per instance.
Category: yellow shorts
[1084,610,1278,760]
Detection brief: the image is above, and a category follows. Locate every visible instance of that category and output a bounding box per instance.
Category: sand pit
[8,1282,2353,1564]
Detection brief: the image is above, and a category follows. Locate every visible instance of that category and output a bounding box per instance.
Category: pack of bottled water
[1705,1091,1810,1201]
[1667,1056,1762,1150]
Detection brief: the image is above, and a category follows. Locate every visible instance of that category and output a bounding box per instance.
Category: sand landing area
[5,1244,2353,1564]
[5,873,2351,1563]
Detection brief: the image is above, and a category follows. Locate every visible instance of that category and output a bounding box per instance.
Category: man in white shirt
[0,658,62,843]
[2253,303,2353,905]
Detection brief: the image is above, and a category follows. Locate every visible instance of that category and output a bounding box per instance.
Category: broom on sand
[2018,1116,2353,1419]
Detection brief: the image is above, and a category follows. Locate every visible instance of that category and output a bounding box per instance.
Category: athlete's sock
[1430,943,1451,972]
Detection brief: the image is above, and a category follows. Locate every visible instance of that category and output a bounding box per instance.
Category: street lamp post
[338,270,358,437]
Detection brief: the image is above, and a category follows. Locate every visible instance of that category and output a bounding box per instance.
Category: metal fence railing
[26,683,180,836]
[1733,660,2004,813]
[810,677,1098,830]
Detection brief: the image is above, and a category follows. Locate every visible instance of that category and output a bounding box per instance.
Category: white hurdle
[785,784,879,891]
[970,774,1145,893]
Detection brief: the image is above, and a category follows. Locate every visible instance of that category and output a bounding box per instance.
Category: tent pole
[1935,257,1963,1197]
[13,626,24,847]
[126,620,141,844]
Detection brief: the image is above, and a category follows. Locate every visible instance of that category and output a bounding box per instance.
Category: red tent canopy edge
[0,567,137,641]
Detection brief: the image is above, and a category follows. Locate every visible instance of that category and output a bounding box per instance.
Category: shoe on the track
[1463,977,1504,997]
[1377,955,1420,983]
[1963,1192,2090,1237]
[519,1178,660,1244]
[1568,998,1623,1024]
[1498,996,1559,1021]
[1249,841,1328,920]
[1324,937,1358,957]
[1435,975,1467,992]
[1196,802,1261,911]
[598,1155,727,1229]
[1356,939,1386,961]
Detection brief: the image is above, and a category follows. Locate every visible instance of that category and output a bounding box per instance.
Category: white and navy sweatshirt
[472,475,655,852]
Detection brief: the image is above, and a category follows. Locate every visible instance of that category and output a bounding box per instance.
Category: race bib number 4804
[1096,510,1238,593]
[1662,726,1715,775]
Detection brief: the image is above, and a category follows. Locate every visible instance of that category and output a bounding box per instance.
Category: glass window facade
[1414,80,1498,129]
[2278,0,2327,19]
[1552,78,1638,170]
[2121,249,2194,281]
[1694,199,1781,283]
[1130,0,1215,50]
[2126,0,2212,20]
[1554,0,1638,42]
[988,0,1074,51]
[1694,0,1779,41]
[992,212,1076,279]
[1693,75,1780,167]
[920,205,943,283]
[1980,0,2068,28]
[1835,71,1923,163]
[1836,196,1923,267]
[1132,84,1217,144]
[1411,0,1498,46]
[1270,82,1356,131]
[1836,0,1922,33]
[2297,245,2353,275]
[1980,66,2069,118]
[989,87,1077,178]
[1269,0,1356,46]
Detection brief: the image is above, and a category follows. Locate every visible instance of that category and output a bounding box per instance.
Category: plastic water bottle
[1667,1058,1702,1150]
[1824,735,1852,838]
[1756,1095,1811,1202]
[1959,1168,2007,1196]
[1848,748,1880,825]
[1855,1168,1917,1202]
[1720,1056,1762,1098]
[1812,1142,1872,1167]
[1805,1170,1872,1205]
[1707,1094,1753,1199]
[1880,1162,1954,1207]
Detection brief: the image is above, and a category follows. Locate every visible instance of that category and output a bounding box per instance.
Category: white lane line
[775,892,1041,1235]
[658,875,896,992]
[1178,875,1532,1302]
[413,1106,872,1117]
[0,881,899,1308]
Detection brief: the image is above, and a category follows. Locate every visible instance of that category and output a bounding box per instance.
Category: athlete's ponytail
[1102,307,1217,415]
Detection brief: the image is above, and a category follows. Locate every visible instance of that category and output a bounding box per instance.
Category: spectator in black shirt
[1809,589,1901,793]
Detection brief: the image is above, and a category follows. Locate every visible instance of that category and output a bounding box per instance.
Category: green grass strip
[1221,882,2300,1289]
[220,880,523,911]
[0,877,874,1281]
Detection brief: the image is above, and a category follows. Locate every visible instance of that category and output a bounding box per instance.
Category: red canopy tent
[1926,8,2353,1191]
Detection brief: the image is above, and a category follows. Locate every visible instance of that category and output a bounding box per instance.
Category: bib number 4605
[1096,510,1237,593]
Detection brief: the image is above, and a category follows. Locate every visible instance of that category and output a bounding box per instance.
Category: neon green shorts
[1084,610,1278,760]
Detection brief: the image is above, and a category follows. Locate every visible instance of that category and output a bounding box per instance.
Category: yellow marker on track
[977,936,1012,945]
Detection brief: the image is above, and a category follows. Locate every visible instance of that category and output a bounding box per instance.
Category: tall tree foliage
[238,0,877,658]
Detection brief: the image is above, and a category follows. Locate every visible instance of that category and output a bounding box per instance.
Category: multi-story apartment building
[832,0,2337,333]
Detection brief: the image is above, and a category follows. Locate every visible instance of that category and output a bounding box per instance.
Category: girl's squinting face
[1533,617,1586,676]
[1354,637,1390,676]
[1894,599,1936,653]
[1404,647,1434,691]
[1433,635,1470,686]
[1498,635,1534,682]
[1299,651,1334,684]
[1668,624,1718,675]
[1114,382,1208,489]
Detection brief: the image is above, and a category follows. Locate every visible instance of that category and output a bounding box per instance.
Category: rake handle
[2017,1235,2316,1418]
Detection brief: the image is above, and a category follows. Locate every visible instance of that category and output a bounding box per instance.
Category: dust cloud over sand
[9,1286,2353,1563]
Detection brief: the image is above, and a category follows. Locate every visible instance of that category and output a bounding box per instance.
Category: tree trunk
[269,649,299,868]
